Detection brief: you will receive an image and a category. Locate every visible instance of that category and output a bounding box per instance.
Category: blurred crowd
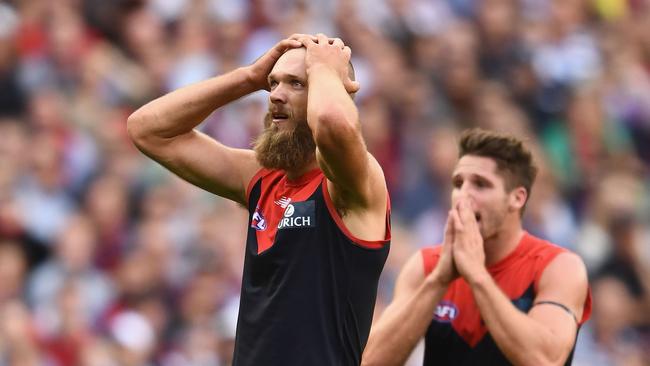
[0,0,649,365]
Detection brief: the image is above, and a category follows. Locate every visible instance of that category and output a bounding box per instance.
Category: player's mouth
[272,113,289,123]
[475,213,481,222]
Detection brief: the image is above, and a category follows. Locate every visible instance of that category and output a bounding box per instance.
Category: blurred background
[0,0,649,365]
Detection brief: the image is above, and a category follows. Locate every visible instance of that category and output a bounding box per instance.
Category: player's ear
[509,186,527,212]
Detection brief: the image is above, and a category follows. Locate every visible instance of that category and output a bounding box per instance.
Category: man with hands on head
[127,33,390,366]
[363,128,591,366]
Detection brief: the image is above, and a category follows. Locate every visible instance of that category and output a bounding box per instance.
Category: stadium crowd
[0,0,649,365]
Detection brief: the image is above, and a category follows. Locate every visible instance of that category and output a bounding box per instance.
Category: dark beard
[253,113,316,171]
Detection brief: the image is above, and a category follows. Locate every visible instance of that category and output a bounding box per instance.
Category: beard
[253,113,316,171]
[478,199,509,240]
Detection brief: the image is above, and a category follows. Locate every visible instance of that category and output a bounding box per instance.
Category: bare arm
[363,215,458,366]
[127,37,303,205]
[301,35,387,233]
[362,254,446,366]
[467,253,588,366]
[452,200,589,366]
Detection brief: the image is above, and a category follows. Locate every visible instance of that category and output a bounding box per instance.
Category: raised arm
[363,215,458,366]
[126,37,303,205]
[300,34,387,237]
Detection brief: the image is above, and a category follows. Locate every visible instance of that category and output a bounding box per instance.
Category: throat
[484,228,525,266]
[285,159,319,181]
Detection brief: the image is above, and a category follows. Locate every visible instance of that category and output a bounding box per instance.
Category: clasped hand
[430,197,487,286]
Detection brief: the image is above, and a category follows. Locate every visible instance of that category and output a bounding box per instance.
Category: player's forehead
[452,155,499,179]
[269,48,307,79]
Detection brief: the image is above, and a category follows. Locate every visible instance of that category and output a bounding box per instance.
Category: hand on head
[247,34,305,91]
[290,33,360,94]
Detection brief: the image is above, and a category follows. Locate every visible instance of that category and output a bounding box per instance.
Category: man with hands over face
[363,129,591,366]
[127,33,390,365]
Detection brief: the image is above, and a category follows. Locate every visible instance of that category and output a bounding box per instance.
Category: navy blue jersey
[232,168,390,366]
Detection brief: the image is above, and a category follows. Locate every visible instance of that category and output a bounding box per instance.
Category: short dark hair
[459,128,538,210]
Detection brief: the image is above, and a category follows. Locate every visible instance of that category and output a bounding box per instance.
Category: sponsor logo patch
[278,201,316,229]
[434,301,458,323]
[274,196,292,208]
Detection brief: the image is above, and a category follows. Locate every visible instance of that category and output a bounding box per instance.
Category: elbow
[361,351,383,366]
[360,360,379,366]
[126,108,160,150]
[126,110,146,145]
[518,350,566,366]
[360,336,380,366]
[361,342,394,366]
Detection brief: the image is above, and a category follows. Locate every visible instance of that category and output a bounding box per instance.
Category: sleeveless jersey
[232,168,390,366]
[421,232,592,366]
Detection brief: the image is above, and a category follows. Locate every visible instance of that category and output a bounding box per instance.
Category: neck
[285,159,318,181]
[483,216,525,266]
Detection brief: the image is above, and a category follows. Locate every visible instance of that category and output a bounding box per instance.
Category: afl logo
[434,301,458,323]
[284,204,295,217]
[251,207,267,231]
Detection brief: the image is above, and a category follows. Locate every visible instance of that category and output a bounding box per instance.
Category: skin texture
[127,33,387,242]
[363,155,589,366]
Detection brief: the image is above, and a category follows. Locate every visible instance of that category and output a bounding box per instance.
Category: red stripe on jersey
[248,168,323,254]
[421,247,440,276]
[246,168,270,204]
[321,179,391,249]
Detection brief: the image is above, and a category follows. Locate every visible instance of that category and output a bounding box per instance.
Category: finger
[297,36,316,48]
[458,199,480,232]
[316,33,329,45]
[445,210,455,242]
[343,80,361,94]
[342,46,353,63]
[280,39,303,50]
[450,207,464,234]
[456,198,474,224]
[289,33,317,42]
[332,37,345,49]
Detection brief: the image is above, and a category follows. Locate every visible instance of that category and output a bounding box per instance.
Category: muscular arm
[469,253,589,366]
[364,215,457,366]
[127,38,302,205]
[303,34,387,239]
[362,252,449,366]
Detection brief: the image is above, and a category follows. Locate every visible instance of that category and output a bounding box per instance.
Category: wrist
[425,269,453,289]
[465,267,491,289]
[241,65,267,91]
[306,62,338,78]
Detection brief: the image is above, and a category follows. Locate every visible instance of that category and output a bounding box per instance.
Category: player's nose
[270,84,288,104]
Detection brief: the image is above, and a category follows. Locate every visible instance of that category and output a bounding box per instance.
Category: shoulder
[421,245,443,276]
[523,233,585,284]
[327,151,388,212]
[246,168,281,200]
[523,233,567,256]
[537,250,591,323]
[541,251,588,287]
[520,233,573,272]
[394,250,429,297]
[399,246,441,284]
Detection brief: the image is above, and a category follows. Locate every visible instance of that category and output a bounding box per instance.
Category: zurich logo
[284,204,295,217]
[277,201,315,230]
[251,207,267,231]
[434,301,458,323]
